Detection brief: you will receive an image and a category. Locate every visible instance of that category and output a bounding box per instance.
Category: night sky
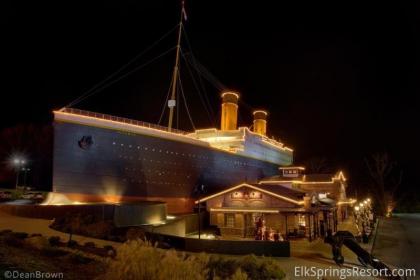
[2,1,419,197]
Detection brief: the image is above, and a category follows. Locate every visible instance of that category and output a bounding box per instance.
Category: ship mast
[168,1,186,132]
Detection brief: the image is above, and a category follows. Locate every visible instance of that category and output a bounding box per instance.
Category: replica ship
[51,4,293,213]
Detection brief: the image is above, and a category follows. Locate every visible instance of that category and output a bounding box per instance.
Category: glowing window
[231,192,243,199]
[298,215,306,227]
[225,214,235,228]
[249,191,262,199]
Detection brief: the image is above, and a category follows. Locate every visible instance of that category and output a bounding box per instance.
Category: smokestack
[253,110,268,136]
[221,91,239,131]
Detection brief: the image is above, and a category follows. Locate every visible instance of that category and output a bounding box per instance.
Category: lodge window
[249,191,262,199]
[231,192,243,199]
[225,214,235,228]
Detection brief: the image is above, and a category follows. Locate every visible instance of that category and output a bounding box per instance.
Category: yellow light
[354,206,360,211]
[210,208,279,213]
[333,171,347,181]
[279,166,305,170]
[252,110,268,115]
[337,198,357,205]
[221,91,240,99]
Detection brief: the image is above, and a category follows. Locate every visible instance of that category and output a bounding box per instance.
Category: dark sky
[2,1,420,195]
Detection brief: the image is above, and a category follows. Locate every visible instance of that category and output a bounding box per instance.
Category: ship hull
[52,121,280,213]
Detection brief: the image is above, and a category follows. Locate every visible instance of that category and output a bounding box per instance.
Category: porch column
[285,214,288,240]
[308,214,312,242]
[334,209,338,232]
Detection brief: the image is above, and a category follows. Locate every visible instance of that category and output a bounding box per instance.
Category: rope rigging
[181,26,216,123]
[181,49,215,126]
[177,66,196,130]
[63,46,177,109]
[62,24,180,109]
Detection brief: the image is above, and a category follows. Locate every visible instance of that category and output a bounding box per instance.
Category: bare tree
[303,157,330,173]
[364,153,402,216]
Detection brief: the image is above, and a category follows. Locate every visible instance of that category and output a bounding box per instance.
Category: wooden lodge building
[196,167,355,241]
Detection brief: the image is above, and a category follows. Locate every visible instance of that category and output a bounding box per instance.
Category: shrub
[25,236,50,250]
[11,232,28,239]
[104,240,208,280]
[207,255,238,279]
[126,227,146,241]
[29,233,42,238]
[84,241,96,248]
[103,245,116,257]
[229,268,249,280]
[103,245,114,251]
[207,254,285,280]
[1,234,24,247]
[101,241,286,280]
[41,247,69,257]
[67,239,78,248]
[48,236,61,246]
[0,229,12,236]
[68,252,92,264]
[237,255,285,280]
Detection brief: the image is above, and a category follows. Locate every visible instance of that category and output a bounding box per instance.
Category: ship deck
[59,108,188,135]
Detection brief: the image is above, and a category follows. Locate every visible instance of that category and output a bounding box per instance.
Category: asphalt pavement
[372,214,420,279]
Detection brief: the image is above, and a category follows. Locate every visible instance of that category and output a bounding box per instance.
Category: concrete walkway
[371,214,420,279]
[0,210,120,248]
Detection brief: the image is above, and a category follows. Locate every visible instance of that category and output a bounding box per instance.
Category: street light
[11,156,27,190]
[22,167,31,188]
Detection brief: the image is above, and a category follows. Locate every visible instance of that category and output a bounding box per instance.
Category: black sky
[2,1,420,195]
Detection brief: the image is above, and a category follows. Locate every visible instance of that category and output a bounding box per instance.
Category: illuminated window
[231,192,243,199]
[249,191,262,199]
[298,215,306,227]
[225,214,235,228]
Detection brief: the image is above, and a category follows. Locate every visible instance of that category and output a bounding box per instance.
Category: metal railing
[61,108,188,135]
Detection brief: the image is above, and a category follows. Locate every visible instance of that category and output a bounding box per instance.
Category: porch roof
[208,206,327,214]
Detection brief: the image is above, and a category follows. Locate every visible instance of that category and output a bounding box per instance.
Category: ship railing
[61,108,188,135]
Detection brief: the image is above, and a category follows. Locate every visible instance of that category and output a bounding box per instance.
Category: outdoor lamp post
[12,157,26,190]
[197,184,206,240]
[22,167,31,188]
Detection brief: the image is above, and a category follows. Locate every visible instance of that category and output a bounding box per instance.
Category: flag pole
[168,1,186,131]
